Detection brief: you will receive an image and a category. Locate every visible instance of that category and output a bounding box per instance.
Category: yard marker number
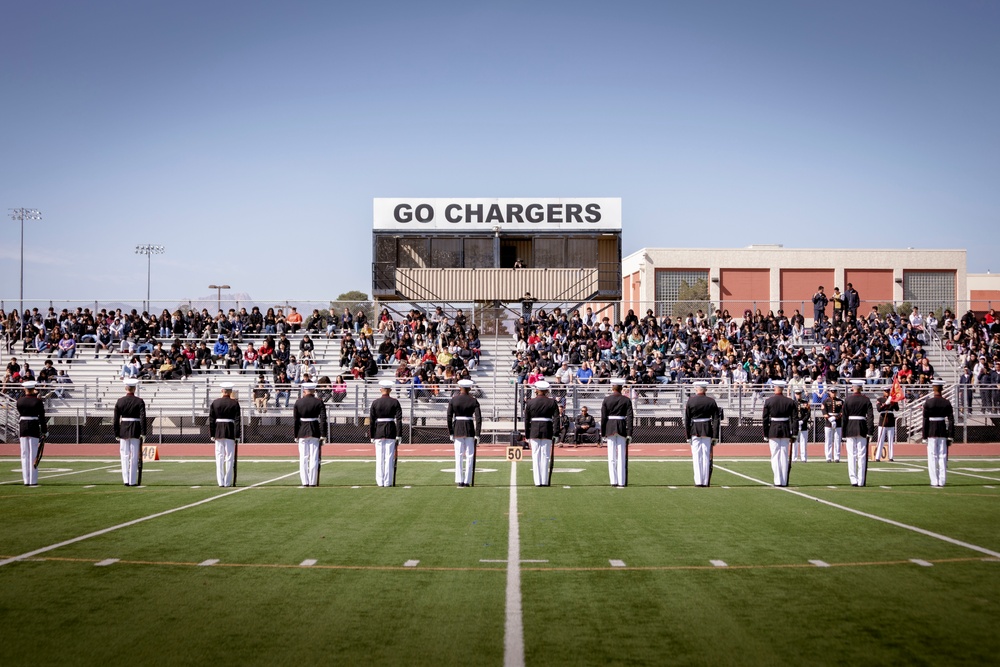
[507,446,524,462]
[141,446,159,462]
[299,559,317,567]
[710,560,728,568]
[403,560,419,567]
[609,559,626,568]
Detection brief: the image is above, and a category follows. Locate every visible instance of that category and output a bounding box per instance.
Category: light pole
[208,284,231,313]
[9,208,42,347]
[135,244,165,313]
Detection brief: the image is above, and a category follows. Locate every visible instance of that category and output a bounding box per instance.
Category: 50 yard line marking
[0,469,302,567]
[505,460,524,667]
[714,465,1000,559]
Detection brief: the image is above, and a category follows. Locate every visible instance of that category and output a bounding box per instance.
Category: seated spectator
[286,307,303,333]
[120,356,142,379]
[56,333,76,362]
[331,374,348,404]
[243,343,260,370]
[274,370,291,408]
[574,406,599,445]
[299,334,315,360]
[253,375,270,413]
[212,336,229,365]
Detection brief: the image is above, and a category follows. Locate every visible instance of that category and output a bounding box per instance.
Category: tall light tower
[135,244,165,313]
[208,284,231,313]
[9,208,42,346]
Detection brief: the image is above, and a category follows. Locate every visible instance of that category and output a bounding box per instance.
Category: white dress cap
[610,378,626,386]
[533,380,551,390]
[457,379,475,388]
[378,379,395,389]
[123,378,140,387]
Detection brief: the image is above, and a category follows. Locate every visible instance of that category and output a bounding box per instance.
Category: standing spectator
[812,286,828,323]
[845,283,861,321]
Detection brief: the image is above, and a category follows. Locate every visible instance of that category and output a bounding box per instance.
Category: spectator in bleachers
[264,307,277,334]
[331,375,348,404]
[56,332,76,362]
[243,343,260,370]
[286,307,303,333]
[253,375,270,413]
[299,334,315,360]
[306,309,325,334]
[212,336,229,366]
[274,370,291,408]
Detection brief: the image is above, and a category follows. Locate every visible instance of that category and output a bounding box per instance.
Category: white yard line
[0,469,301,567]
[504,460,525,667]
[714,465,1000,559]
[0,464,118,485]
[893,460,1000,483]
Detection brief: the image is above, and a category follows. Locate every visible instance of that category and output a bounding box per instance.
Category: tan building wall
[622,246,967,321]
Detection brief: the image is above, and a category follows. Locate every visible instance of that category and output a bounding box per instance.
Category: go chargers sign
[373,198,621,231]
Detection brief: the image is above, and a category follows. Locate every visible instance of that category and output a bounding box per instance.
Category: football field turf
[2,456,998,666]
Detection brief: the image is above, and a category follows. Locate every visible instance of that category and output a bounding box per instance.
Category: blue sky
[2,0,997,306]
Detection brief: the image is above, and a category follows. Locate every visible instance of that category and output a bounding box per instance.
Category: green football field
[1,455,998,666]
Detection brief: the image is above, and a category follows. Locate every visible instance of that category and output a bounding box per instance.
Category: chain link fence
[4,382,999,445]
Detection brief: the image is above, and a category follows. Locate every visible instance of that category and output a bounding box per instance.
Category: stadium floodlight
[8,208,42,346]
[135,244,165,313]
[208,284,231,313]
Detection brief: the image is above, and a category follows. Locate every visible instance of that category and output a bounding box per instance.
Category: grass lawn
[1,456,998,665]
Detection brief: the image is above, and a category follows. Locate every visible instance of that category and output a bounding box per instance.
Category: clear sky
[2,0,997,306]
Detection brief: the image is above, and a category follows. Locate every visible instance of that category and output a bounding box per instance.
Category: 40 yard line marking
[715,465,1000,559]
[505,460,524,667]
[0,469,302,567]
[0,464,118,485]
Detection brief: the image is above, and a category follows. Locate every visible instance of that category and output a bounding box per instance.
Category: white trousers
[215,439,236,487]
[690,437,711,486]
[876,427,896,460]
[19,437,39,485]
[529,439,553,486]
[927,438,948,487]
[374,438,397,487]
[824,425,842,461]
[769,438,790,486]
[453,437,476,486]
[120,438,140,485]
[607,434,628,486]
[794,426,809,462]
[298,438,320,486]
[845,437,868,486]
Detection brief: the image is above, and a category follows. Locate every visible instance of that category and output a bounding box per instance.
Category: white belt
[454,416,473,421]
[532,417,553,422]
[607,416,626,420]
[216,419,235,423]
[928,417,946,422]
[377,418,395,422]
[692,418,711,423]
[770,418,789,421]
[300,418,319,422]
[848,416,865,420]
[19,416,39,421]
[120,418,140,422]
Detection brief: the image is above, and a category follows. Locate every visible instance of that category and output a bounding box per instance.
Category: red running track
[3,442,1000,458]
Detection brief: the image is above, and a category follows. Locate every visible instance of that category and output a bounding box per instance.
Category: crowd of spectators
[507,300,956,396]
[950,308,1000,412]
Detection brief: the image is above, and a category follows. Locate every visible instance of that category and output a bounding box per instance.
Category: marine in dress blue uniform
[370,379,403,487]
[447,379,482,487]
[684,381,720,487]
[524,381,560,486]
[294,382,328,486]
[841,379,874,486]
[922,380,954,487]
[16,381,46,486]
[209,382,242,487]
[113,378,147,486]
[762,381,798,486]
[601,378,635,487]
